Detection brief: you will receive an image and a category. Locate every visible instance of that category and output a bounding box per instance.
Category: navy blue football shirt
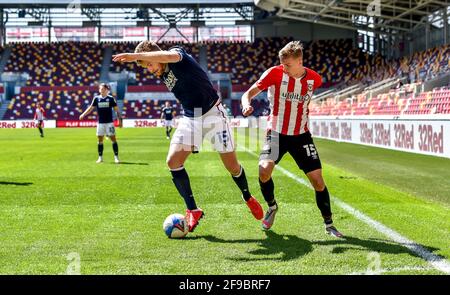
[90,95,117,123]
[162,106,174,120]
[161,46,219,117]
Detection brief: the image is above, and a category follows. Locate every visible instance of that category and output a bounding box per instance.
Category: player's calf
[230,164,264,220]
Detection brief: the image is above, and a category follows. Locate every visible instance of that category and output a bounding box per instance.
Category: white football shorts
[97,122,116,137]
[170,104,234,153]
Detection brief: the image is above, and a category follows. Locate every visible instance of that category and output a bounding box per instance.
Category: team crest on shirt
[163,70,178,91]
[307,80,314,92]
[303,80,315,101]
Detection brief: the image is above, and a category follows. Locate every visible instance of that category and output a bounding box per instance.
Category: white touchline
[244,148,450,274]
[349,266,434,275]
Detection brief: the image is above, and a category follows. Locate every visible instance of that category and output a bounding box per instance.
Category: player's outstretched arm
[79,106,94,120]
[112,51,181,64]
[241,84,262,116]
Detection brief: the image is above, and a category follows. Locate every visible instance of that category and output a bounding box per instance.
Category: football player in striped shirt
[34,102,45,138]
[241,41,343,238]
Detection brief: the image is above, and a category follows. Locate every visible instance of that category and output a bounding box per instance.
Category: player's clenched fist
[242,104,254,116]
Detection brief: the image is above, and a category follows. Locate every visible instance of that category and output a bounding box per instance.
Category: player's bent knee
[259,162,274,183]
[166,157,183,170]
[311,178,325,191]
[227,163,241,176]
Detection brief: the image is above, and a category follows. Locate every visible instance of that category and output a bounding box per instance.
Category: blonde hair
[134,40,161,53]
[279,41,304,59]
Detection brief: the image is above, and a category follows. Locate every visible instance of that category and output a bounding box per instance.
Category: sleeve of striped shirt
[312,70,323,90]
[256,67,276,91]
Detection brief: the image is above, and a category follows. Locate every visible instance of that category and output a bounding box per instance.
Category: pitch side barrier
[309,115,450,159]
[0,120,56,129]
[2,116,449,158]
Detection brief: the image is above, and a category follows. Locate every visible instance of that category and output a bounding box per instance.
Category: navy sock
[315,186,332,223]
[98,143,104,156]
[259,177,276,207]
[171,167,197,210]
[232,165,252,201]
[112,142,119,156]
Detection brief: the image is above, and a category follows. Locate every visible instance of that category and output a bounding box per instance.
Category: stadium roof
[0,1,255,27]
[0,0,254,8]
[255,0,450,35]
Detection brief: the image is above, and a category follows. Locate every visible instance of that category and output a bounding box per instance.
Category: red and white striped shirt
[34,107,45,121]
[256,65,322,135]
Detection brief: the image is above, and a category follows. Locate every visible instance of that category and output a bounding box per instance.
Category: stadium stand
[3,89,98,120]
[5,42,102,87]
[1,40,449,119]
[309,85,450,116]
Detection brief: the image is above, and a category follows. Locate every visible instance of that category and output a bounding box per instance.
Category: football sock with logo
[171,167,197,210]
[38,127,43,136]
[98,143,104,156]
[231,165,252,202]
[112,142,119,156]
[315,186,333,224]
[259,177,277,207]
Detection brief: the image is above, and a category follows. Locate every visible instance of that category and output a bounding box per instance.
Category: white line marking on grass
[348,266,434,275]
[244,148,450,274]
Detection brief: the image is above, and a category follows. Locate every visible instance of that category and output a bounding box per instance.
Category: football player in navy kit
[79,83,123,164]
[113,41,263,232]
[161,101,175,139]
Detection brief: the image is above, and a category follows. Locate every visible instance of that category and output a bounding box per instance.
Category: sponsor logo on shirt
[163,71,178,91]
[280,80,315,102]
[98,100,110,108]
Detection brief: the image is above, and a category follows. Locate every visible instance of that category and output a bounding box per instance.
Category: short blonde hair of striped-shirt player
[279,41,304,60]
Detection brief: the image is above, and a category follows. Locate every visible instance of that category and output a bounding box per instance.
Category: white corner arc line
[244,148,450,274]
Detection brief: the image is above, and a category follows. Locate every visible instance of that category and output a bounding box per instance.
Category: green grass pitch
[0,127,449,274]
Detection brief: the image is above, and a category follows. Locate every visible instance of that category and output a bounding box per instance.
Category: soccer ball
[163,213,189,238]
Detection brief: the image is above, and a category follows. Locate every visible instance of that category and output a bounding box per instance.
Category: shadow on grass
[201,233,443,262]
[0,181,33,186]
[202,231,313,261]
[115,162,149,165]
[314,236,442,259]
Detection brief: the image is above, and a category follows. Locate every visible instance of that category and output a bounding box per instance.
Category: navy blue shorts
[259,130,322,174]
